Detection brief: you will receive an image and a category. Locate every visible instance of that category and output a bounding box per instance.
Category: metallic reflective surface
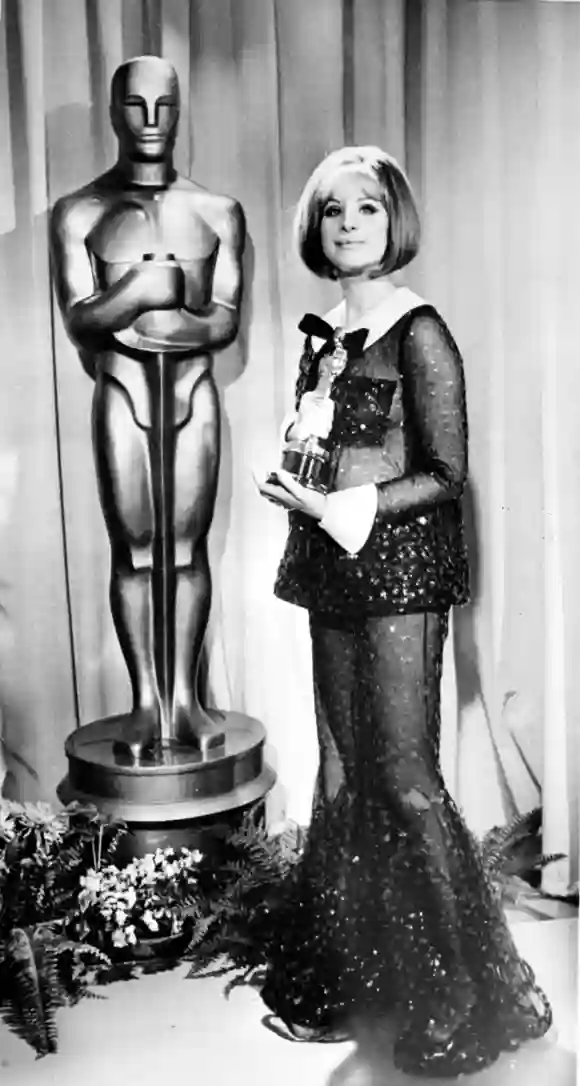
[280,439,333,493]
[50,56,248,762]
[58,712,275,863]
[281,331,348,494]
[58,712,274,819]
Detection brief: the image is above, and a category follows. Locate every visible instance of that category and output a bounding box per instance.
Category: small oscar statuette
[280,329,348,494]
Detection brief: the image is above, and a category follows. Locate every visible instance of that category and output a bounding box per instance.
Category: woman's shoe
[262,1013,350,1044]
[487,996,553,1053]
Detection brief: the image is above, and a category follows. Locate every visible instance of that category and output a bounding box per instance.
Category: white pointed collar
[310,286,427,352]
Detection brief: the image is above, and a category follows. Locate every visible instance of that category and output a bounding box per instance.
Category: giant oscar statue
[51,55,273,852]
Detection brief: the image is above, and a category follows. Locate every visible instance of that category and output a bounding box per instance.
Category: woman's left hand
[254,469,327,521]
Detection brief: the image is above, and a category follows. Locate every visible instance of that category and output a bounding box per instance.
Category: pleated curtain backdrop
[0,0,576,895]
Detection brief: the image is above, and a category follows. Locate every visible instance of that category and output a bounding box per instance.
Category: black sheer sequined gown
[261,303,552,1077]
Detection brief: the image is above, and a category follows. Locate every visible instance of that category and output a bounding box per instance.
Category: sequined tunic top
[274,304,470,620]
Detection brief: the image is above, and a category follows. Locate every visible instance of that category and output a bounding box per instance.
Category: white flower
[77,890,91,912]
[80,872,102,895]
[112,929,127,948]
[0,809,15,840]
[139,854,157,882]
[114,908,127,927]
[143,911,159,933]
[125,925,137,945]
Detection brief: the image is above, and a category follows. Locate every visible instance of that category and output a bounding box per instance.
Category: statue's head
[110,55,180,162]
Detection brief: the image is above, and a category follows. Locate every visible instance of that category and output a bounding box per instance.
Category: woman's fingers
[274,469,306,498]
[252,468,312,513]
[254,478,298,509]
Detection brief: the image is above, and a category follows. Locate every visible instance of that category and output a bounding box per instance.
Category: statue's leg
[171,368,224,754]
[92,374,161,759]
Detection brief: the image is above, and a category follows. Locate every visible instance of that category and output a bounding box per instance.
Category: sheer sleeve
[375,311,468,521]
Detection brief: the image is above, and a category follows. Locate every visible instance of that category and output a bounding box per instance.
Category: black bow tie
[298,313,369,359]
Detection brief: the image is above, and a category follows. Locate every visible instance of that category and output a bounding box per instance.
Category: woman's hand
[254,469,327,521]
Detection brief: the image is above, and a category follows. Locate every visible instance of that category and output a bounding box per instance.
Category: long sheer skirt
[261,611,551,1073]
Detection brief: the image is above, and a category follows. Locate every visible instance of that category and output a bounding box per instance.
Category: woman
[257,146,551,1077]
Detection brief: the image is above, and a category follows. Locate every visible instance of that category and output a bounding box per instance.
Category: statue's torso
[88,186,220,355]
[85,184,223,426]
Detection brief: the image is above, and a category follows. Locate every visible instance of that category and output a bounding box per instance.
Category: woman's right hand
[286,391,335,441]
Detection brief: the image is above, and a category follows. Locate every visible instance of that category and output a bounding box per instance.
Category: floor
[1,905,576,1086]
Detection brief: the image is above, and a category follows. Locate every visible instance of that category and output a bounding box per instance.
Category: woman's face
[320,170,389,277]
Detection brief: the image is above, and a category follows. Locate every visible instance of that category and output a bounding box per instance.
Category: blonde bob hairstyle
[294,146,421,280]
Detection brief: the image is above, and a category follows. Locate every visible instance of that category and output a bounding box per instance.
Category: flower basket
[71,848,204,956]
[128,928,192,962]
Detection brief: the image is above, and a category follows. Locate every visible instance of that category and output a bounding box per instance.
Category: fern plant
[0,801,126,1055]
[182,814,304,985]
[480,806,566,904]
[1,925,111,1056]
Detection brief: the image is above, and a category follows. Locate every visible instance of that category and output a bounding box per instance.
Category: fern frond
[101,826,128,864]
[52,843,85,873]
[36,943,60,1053]
[4,927,50,1056]
[186,957,235,980]
[184,913,219,951]
[53,939,112,1002]
[55,940,111,969]
[223,964,266,999]
[530,851,566,871]
[481,808,542,861]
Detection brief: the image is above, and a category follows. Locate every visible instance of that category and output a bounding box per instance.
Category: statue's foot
[171,705,226,758]
[113,707,161,764]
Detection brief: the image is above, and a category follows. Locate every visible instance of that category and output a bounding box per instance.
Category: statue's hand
[134,258,185,311]
[288,391,335,441]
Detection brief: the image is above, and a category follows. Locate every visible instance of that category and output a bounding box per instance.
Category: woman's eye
[360,203,379,214]
[323,205,341,218]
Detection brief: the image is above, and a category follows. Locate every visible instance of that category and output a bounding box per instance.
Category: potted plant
[70,846,205,961]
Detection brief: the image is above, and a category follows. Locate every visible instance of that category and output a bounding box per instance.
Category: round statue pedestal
[58,710,275,861]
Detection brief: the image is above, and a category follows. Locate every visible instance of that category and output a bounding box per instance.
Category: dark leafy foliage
[0,802,124,1055]
[480,806,566,901]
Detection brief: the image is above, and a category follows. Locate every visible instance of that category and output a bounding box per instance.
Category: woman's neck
[339,275,399,328]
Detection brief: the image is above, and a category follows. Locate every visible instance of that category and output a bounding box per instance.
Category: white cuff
[319,484,378,555]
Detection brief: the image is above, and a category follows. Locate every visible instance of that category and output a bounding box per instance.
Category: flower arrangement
[0,799,301,1057]
[73,847,204,952]
[0,799,127,930]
